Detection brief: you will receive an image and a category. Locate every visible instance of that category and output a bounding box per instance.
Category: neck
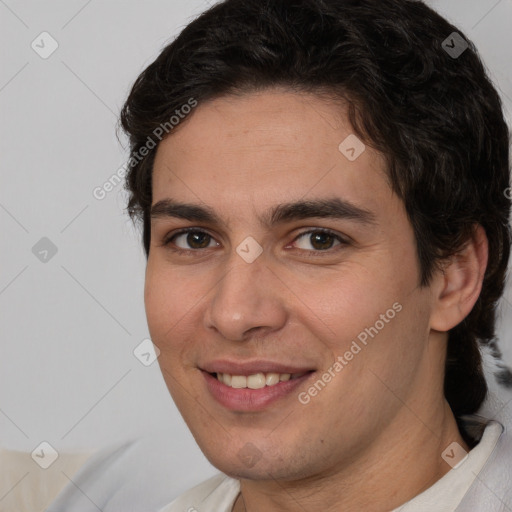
[232,401,468,512]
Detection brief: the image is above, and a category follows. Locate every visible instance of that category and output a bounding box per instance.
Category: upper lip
[201,359,316,376]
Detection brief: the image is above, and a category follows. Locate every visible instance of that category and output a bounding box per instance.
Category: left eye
[291,229,346,252]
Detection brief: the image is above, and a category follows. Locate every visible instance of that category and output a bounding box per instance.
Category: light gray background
[0,0,511,477]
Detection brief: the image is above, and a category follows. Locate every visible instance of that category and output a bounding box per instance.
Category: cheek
[352,288,432,396]
[144,261,217,386]
[144,269,198,402]
[309,254,423,373]
[300,262,407,341]
[144,263,192,349]
[144,270,168,337]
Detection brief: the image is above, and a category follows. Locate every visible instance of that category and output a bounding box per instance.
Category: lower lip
[202,371,315,412]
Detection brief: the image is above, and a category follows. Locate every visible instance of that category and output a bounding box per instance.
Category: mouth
[201,366,316,411]
[210,371,311,389]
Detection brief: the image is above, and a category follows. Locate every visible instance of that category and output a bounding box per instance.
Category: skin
[145,88,488,512]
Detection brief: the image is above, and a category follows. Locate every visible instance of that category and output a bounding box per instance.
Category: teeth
[247,373,266,389]
[231,375,247,388]
[215,372,299,388]
[265,373,280,386]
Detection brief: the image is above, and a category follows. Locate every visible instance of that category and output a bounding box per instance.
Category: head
[119,0,511,478]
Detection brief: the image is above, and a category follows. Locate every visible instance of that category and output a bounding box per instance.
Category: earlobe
[430,224,489,332]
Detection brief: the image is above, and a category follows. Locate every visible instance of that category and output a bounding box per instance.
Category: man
[50,0,512,510]
[120,0,512,510]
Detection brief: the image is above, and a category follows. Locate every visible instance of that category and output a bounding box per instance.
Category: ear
[430,224,489,332]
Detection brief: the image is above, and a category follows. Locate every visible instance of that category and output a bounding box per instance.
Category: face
[145,89,438,480]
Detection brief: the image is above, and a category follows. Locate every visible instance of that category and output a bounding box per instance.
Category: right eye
[162,228,220,253]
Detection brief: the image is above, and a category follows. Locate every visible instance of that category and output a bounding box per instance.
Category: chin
[200,439,315,482]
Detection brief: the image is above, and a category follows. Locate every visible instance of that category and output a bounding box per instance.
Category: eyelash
[160,228,349,257]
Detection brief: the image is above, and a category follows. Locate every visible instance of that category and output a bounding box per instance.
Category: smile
[214,371,310,389]
[201,368,315,411]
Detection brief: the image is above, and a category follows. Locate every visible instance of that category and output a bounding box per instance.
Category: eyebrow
[150,197,377,228]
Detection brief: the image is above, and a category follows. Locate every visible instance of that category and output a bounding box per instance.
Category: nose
[203,252,288,342]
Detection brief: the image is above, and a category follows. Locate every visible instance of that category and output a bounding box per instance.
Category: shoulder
[47,433,219,512]
[456,417,512,510]
[159,473,240,512]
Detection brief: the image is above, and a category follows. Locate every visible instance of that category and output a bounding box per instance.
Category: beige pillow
[0,447,93,512]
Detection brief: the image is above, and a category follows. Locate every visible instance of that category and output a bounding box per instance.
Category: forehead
[151,89,394,224]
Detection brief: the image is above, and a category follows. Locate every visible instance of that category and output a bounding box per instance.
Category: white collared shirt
[159,419,507,512]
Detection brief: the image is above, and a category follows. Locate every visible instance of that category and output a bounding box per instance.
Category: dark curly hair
[119,0,512,445]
